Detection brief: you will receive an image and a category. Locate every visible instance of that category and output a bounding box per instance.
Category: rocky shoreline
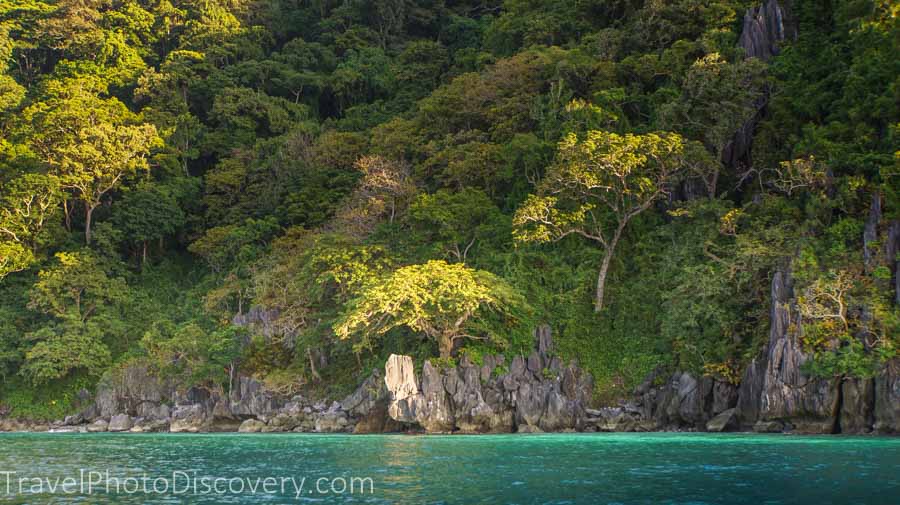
[2,311,898,435]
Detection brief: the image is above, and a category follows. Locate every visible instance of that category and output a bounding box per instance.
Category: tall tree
[24,78,161,244]
[514,130,687,312]
[335,260,527,358]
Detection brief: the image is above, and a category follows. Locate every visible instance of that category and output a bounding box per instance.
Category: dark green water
[0,433,897,504]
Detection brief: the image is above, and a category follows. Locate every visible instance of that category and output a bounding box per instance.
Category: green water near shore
[0,432,897,504]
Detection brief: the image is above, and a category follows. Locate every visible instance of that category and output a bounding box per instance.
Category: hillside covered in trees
[0,0,897,420]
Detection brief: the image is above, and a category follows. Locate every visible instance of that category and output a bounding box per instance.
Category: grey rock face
[232,306,296,347]
[631,368,738,431]
[738,0,785,61]
[886,220,900,305]
[228,376,285,418]
[840,378,874,434]
[875,367,900,434]
[340,368,400,433]
[723,0,786,168]
[93,363,172,420]
[736,270,838,433]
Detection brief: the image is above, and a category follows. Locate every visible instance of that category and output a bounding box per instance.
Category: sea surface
[0,432,897,504]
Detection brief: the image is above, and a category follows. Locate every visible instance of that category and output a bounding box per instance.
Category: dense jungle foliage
[0,0,897,419]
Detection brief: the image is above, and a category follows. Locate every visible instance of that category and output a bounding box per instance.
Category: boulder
[706,408,738,433]
[169,404,206,433]
[63,414,84,426]
[107,414,133,432]
[238,419,266,433]
[267,413,305,432]
[87,420,109,433]
[315,412,349,433]
[130,419,169,433]
[752,420,784,433]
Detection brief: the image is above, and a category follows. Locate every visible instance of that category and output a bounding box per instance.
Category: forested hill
[0,0,897,420]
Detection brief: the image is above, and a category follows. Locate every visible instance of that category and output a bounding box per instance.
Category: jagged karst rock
[737,270,838,433]
[885,220,900,304]
[92,363,172,420]
[342,368,401,433]
[630,369,738,431]
[738,0,785,61]
[624,267,896,435]
[229,376,286,418]
[723,0,787,168]
[383,326,592,433]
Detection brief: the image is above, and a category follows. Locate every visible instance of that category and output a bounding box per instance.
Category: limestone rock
[840,378,874,434]
[706,408,738,432]
[342,368,400,433]
[385,354,419,401]
[229,376,285,418]
[874,367,900,434]
[131,419,169,433]
[738,0,785,61]
[87,420,109,433]
[238,419,266,433]
[382,326,592,433]
[108,414,133,432]
[736,270,837,431]
[753,420,784,433]
[315,412,349,433]
[92,363,171,420]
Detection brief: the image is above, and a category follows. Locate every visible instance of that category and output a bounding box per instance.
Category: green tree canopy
[335,260,529,358]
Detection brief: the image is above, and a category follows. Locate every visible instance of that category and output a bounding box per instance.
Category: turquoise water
[0,433,897,504]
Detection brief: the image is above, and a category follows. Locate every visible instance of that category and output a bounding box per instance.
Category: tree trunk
[142,241,148,266]
[594,226,624,313]
[438,335,454,359]
[307,347,322,381]
[84,204,96,244]
[63,200,72,232]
